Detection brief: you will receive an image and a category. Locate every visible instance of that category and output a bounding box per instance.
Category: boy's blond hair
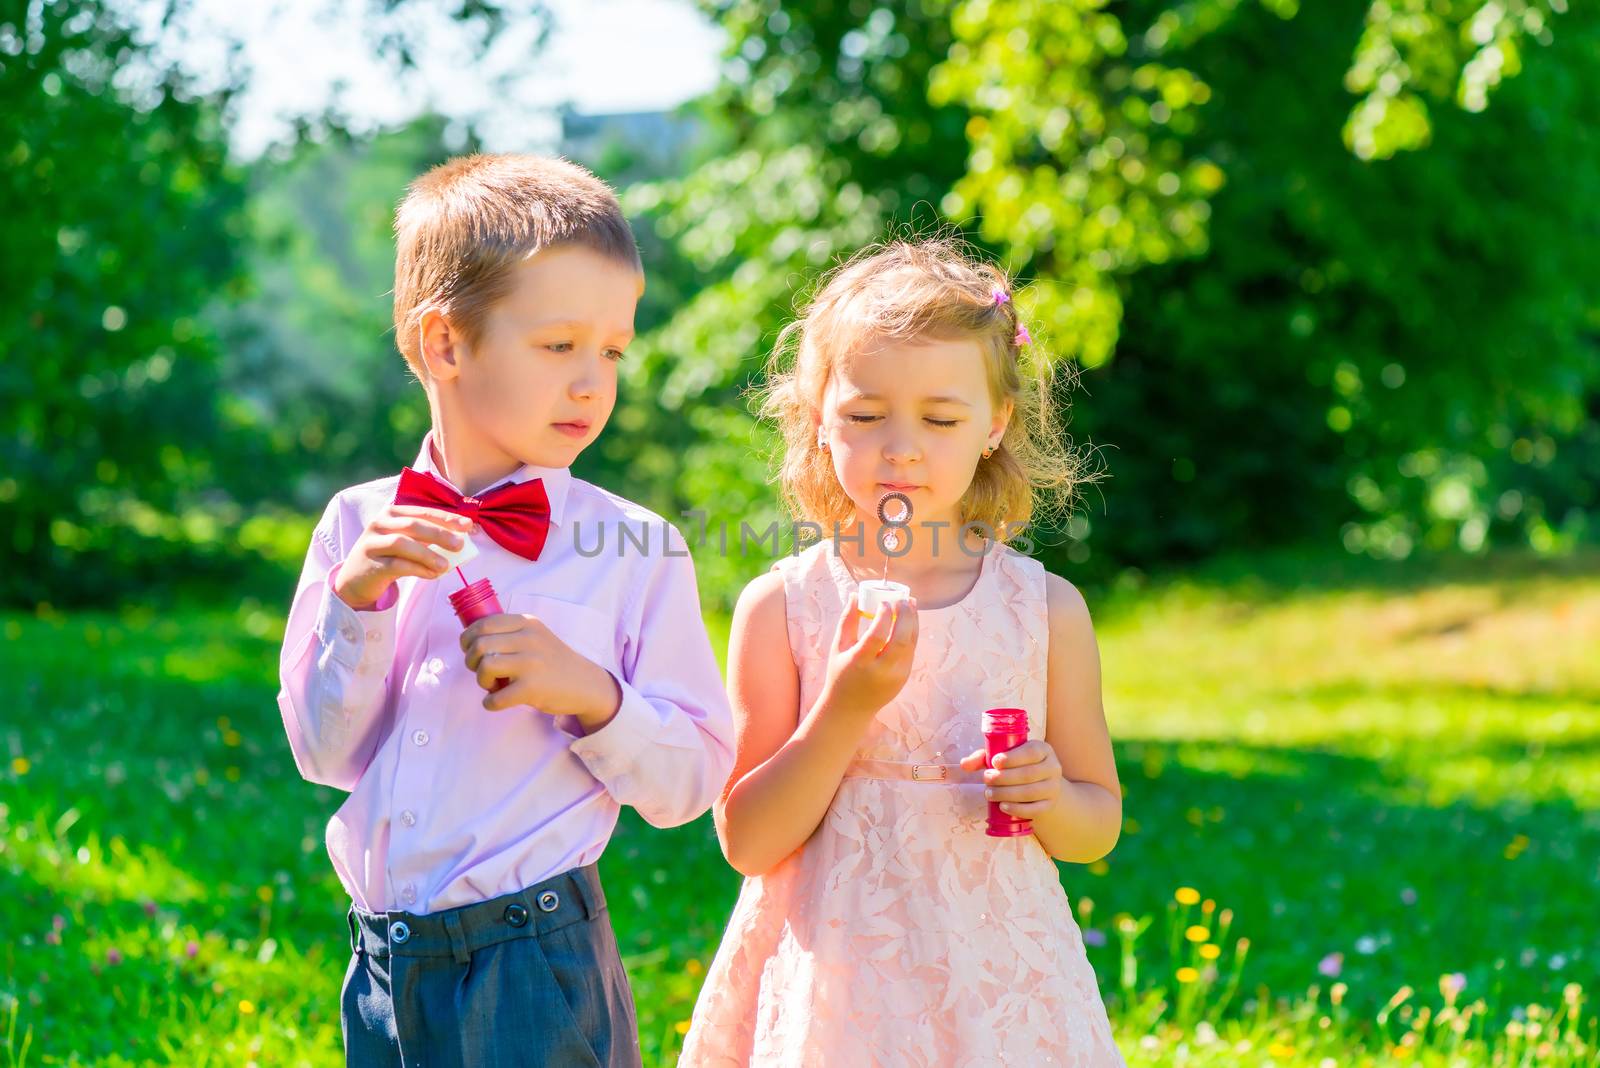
[756,238,1088,537]
[392,153,641,380]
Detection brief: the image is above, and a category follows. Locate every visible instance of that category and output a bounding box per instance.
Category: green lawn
[2,549,1596,1065]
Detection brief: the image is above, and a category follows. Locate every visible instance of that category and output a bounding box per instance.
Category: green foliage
[1,1,248,605]
[627,0,1598,586]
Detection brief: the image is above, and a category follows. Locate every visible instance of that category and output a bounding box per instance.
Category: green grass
[1,548,1596,1065]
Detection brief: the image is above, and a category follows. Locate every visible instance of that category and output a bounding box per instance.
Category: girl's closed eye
[844,414,959,427]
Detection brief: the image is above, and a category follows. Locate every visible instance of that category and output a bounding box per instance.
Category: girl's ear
[991,397,1016,444]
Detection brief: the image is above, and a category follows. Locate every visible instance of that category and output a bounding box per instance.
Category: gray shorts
[341,863,642,1068]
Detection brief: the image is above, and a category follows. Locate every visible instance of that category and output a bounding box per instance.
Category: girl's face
[820,335,1012,533]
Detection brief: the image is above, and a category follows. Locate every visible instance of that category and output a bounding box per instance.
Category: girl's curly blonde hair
[754,237,1090,538]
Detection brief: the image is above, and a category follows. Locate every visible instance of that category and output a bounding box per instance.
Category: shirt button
[367,629,381,640]
[400,810,417,827]
[427,657,445,675]
[402,885,417,905]
[340,624,358,642]
[412,729,430,747]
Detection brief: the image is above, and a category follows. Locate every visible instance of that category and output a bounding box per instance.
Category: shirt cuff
[566,674,655,783]
[317,562,399,672]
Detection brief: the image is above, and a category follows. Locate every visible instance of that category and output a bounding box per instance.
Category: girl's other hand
[958,740,1065,819]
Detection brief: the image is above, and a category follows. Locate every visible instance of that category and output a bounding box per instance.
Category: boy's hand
[460,613,623,729]
[820,591,919,722]
[333,505,476,611]
[959,740,1064,819]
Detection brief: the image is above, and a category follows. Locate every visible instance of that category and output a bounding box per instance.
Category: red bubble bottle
[448,577,510,692]
[982,707,1033,837]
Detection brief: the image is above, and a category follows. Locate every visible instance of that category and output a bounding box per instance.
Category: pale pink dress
[679,539,1126,1067]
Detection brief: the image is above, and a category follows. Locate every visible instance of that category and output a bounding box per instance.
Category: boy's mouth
[552,421,591,439]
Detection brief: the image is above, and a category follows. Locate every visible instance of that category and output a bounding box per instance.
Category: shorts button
[390,921,411,944]
[504,903,529,927]
[537,890,560,913]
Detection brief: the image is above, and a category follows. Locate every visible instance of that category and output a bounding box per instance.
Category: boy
[276,154,735,1067]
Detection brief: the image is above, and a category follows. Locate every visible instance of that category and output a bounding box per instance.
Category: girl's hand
[334,505,476,610]
[821,591,919,721]
[959,740,1064,819]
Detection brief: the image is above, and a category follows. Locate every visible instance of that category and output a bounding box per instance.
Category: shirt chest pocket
[505,592,620,679]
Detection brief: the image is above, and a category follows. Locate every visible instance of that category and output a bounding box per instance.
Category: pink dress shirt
[277,431,736,914]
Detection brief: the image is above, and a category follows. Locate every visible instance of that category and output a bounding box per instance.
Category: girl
[680,239,1126,1066]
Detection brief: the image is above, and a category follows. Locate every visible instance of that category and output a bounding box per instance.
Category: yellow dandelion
[1201,899,1216,916]
[1176,967,1199,983]
[1088,859,1109,876]
[223,730,243,748]
[1199,944,1222,960]
[686,958,703,976]
[1175,887,1201,906]
[1268,1042,1295,1057]
[238,999,257,1015]
[1331,982,1348,1006]
[674,1020,691,1036]
[11,756,30,776]
[257,886,274,904]
[1185,925,1210,943]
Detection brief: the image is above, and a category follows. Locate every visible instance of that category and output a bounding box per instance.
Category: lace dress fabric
[679,540,1126,1067]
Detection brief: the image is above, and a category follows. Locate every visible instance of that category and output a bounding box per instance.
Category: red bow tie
[394,467,552,561]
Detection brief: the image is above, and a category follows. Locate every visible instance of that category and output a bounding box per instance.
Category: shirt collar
[412,429,574,527]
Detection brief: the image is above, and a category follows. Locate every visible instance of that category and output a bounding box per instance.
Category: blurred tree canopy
[622,0,1597,591]
[1,1,536,605]
[1,0,248,605]
[3,0,1596,608]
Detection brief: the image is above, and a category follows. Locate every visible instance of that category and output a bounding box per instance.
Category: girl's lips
[553,422,590,438]
[879,482,921,492]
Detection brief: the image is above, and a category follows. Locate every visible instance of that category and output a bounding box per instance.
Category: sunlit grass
[1,548,1596,1065]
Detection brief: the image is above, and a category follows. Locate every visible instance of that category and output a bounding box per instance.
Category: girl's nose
[883,436,921,464]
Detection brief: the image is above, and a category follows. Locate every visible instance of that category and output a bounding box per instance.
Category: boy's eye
[546,342,574,353]
[926,418,959,428]
[845,414,880,424]
[604,348,627,362]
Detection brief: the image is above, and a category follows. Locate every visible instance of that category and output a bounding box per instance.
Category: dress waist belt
[842,759,982,784]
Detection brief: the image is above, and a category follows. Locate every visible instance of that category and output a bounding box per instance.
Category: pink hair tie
[1014,323,1032,346]
[992,288,1009,306]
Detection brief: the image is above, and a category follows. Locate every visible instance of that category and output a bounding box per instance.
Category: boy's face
[427,244,643,469]
[820,335,1012,532]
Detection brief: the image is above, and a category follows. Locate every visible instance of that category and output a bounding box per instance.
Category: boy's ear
[418,308,463,382]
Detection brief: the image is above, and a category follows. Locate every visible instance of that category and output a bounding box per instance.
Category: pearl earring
[817,431,829,451]
[982,445,995,459]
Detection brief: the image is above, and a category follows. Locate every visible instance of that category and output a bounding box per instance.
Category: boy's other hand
[459,613,623,730]
[333,505,477,611]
